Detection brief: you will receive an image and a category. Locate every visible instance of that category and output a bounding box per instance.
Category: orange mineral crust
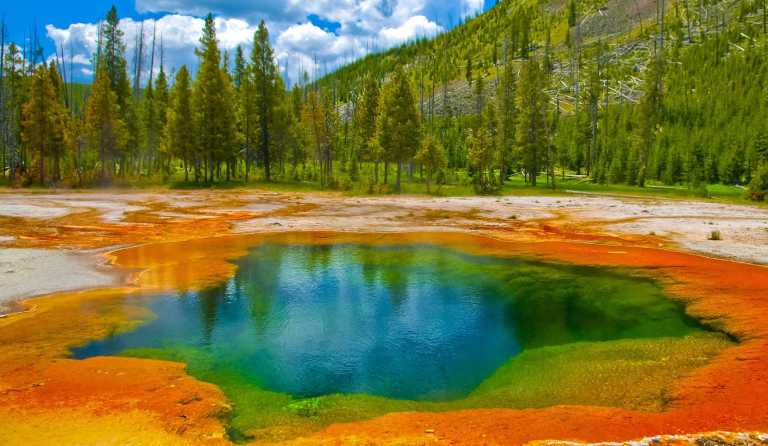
[0,213,766,445]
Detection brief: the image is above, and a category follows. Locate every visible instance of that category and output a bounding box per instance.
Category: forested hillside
[320,0,768,199]
[1,1,767,200]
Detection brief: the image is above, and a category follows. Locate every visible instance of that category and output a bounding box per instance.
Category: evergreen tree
[21,64,68,183]
[99,6,130,104]
[415,134,447,193]
[377,67,421,193]
[165,66,195,181]
[192,14,236,183]
[301,89,332,186]
[154,66,170,173]
[321,88,340,186]
[99,6,135,173]
[468,127,496,193]
[268,76,295,178]
[635,55,664,187]
[233,45,246,90]
[84,67,127,179]
[497,63,517,184]
[470,102,499,192]
[354,75,380,174]
[566,0,578,47]
[251,20,279,181]
[748,165,768,201]
[585,63,601,176]
[474,74,485,117]
[239,50,257,181]
[516,59,548,186]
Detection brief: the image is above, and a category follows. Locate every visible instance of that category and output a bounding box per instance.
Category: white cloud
[44,1,474,85]
[378,15,442,47]
[46,15,257,82]
[461,0,485,18]
[133,0,454,77]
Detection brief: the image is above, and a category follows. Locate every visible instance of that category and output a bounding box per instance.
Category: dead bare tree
[148,22,157,87]
[133,21,145,100]
[0,18,6,180]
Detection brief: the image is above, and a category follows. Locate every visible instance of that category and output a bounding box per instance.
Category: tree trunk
[396,161,402,193]
[39,151,45,184]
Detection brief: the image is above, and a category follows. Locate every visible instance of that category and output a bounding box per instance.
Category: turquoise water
[73,243,702,401]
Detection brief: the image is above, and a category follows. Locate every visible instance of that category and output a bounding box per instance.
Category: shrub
[747,165,768,201]
[690,184,710,198]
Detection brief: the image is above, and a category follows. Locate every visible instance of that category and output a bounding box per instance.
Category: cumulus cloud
[461,0,485,18]
[378,15,442,47]
[45,1,480,85]
[134,0,456,76]
[47,15,257,82]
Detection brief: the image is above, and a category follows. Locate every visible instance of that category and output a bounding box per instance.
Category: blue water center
[73,243,702,401]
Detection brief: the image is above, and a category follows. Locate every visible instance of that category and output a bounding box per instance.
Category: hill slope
[320,0,664,102]
[316,0,768,197]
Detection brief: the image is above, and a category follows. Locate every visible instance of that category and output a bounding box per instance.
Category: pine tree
[47,64,69,182]
[516,59,548,186]
[416,134,447,193]
[321,87,340,186]
[99,6,135,173]
[585,64,601,176]
[164,66,195,181]
[99,7,130,103]
[154,66,169,173]
[354,75,380,173]
[497,64,517,184]
[251,20,279,181]
[301,89,331,186]
[239,60,258,181]
[192,14,236,183]
[470,102,499,192]
[566,0,578,47]
[233,45,246,90]
[21,64,67,183]
[84,67,127,179]
[268,76,294,178]
[474,74,485,117]
[377,67,421,193]
[635,55,664,187]
[468,127,495,193]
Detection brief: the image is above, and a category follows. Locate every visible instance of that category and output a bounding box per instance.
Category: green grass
[2,164,758,206]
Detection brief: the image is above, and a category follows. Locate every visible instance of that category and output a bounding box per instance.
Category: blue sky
[2,1,494,83]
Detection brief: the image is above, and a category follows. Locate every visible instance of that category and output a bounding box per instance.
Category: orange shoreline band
[1,230,767,445]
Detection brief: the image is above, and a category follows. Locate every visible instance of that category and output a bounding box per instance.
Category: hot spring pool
[73,243,707,403]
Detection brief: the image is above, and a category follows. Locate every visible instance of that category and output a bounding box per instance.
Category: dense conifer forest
[1,1,767,200]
